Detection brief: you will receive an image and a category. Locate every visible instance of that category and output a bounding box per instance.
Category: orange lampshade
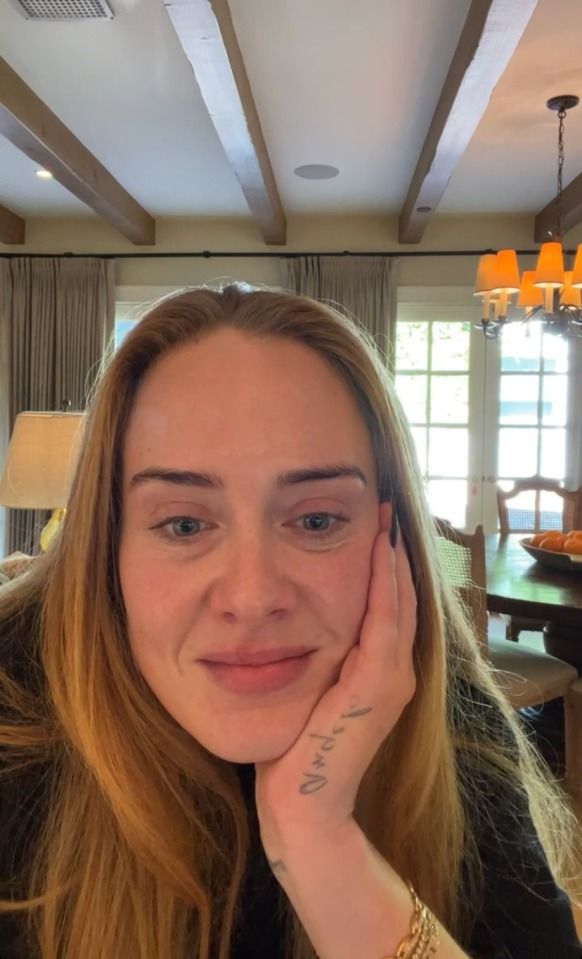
[534,241,565,288]
[517,271,544,308]
[474,253,498,295]
[491,249,520,293]
[571,244,582,288]
[560,271,582,307]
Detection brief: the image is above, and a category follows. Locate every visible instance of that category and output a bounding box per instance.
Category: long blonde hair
[0,284,579,959]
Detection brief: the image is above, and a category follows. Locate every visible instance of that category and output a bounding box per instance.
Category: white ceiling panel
[440,0,582,213]
[0,136,87,214]
[0,0,249,216]
[229,0,472,212]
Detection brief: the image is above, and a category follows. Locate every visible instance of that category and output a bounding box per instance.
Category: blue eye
[297,512,349,539]
[170,517,199,537]
[152,516,202,540]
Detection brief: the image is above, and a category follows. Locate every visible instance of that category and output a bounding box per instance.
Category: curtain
[0,261,10,556]
[1,257,115,555]
[280,255,396,368]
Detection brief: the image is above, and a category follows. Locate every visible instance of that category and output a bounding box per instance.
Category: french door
[394,290,578,533]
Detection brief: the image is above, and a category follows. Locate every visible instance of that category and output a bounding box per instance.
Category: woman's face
[119,327,382,763]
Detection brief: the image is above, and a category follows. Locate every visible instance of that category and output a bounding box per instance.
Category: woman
[0,284,580,959]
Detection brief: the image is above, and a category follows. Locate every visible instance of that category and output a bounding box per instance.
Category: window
[394,314,473,528]
[114,304,140,348]
[395,289,581,532]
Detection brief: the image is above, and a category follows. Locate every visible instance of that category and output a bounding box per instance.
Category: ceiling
[0,0,581,246]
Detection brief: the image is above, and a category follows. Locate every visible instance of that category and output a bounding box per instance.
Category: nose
[209,530,292,625]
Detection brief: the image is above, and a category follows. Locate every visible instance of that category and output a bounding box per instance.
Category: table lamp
[0,411,85,551]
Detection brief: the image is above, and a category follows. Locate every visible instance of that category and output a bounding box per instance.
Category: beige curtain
[0,261,10,555]
[281,255,396,368]
[1,257,115,555]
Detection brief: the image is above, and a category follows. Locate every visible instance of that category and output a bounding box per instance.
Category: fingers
[363,502,417,674]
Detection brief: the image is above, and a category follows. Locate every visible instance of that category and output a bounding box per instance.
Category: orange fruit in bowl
[538,534,566,552]
[530,529,562,546]
[563,537,582,555]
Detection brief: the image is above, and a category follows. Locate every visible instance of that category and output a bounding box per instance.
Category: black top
[0,753,580,958]
[229,759,582,959]
[0,638,580,958]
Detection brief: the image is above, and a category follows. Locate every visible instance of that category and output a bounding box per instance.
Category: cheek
[118,544,183,659]
[315,546,375,643]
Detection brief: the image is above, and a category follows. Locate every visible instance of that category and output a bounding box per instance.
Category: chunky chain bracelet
[380,883,440,959]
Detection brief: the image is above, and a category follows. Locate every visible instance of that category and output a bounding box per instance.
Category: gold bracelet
[380,882,440,959]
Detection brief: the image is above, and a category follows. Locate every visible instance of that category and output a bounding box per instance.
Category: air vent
[11,0,114,19]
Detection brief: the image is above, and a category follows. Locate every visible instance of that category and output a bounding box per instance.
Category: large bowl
[520,537,582,573]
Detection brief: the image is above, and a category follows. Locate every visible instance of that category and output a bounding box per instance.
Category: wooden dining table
[485,533,582,672]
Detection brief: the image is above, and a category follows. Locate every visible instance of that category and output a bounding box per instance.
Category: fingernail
[389,508,399,548]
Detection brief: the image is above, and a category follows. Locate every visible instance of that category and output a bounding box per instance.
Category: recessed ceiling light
[294,164,339,180]
[36,168,53,179]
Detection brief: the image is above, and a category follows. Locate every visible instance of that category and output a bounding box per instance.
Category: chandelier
[475,95,582,339]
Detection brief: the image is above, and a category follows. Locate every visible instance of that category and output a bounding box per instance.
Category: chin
[199,729,302,765]
[193,720,304,763]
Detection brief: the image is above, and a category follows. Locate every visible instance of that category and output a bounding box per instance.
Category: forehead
[122,329,375,473]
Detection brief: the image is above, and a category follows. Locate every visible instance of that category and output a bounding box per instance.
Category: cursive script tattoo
[299,696,372,794]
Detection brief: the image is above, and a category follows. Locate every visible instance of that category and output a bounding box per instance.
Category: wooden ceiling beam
[534,170,582,242]
[0,56,155,245]
[166,0,286,245]
[398,0,539,244]
[0,201,25,245]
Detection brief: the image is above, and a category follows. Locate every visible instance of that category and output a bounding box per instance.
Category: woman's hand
[254,500,417,861]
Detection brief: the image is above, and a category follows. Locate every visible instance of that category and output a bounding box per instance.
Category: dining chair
[496,477,582,641]
[497,476,582,536]
[434,516,582,798]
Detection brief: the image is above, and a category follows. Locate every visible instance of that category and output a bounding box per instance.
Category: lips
[200,646,315,667]
[200,650,315,694]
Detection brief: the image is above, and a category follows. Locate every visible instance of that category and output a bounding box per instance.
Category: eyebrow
[129,463,368,491]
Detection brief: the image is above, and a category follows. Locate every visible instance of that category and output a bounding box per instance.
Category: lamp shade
[0,412,84,509]
[572,244,582,288]
[534,241,565,288]
[561,271,582,307]
[474,253,499,295]
[517,271,544,308]
[491,249,520,293]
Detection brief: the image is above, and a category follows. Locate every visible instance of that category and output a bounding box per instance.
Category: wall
[5,213,582,295]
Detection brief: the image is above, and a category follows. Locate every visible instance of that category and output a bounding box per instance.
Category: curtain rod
[0,248,566,260]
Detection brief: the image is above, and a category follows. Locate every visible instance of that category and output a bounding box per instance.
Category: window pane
[501,323,541,372]
[539,491,567,530]
[115,317,137,348]
[395,374,427,423]
[542,376,567,425]
[498,428,538,477]
[503,490,536,531]
[540,429,566,478]
[431,323,470,371]
[428,428,468,477]
[395,322,428,370]
[427,480,467,528]
[541,332,568,373]
[410,427,427,474]
[499,375,539,425]
[430,376,468,424]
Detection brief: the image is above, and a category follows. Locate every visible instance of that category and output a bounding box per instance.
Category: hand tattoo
[299,696,372,795]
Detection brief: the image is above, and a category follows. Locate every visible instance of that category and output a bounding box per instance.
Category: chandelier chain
[557,107,566,240]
